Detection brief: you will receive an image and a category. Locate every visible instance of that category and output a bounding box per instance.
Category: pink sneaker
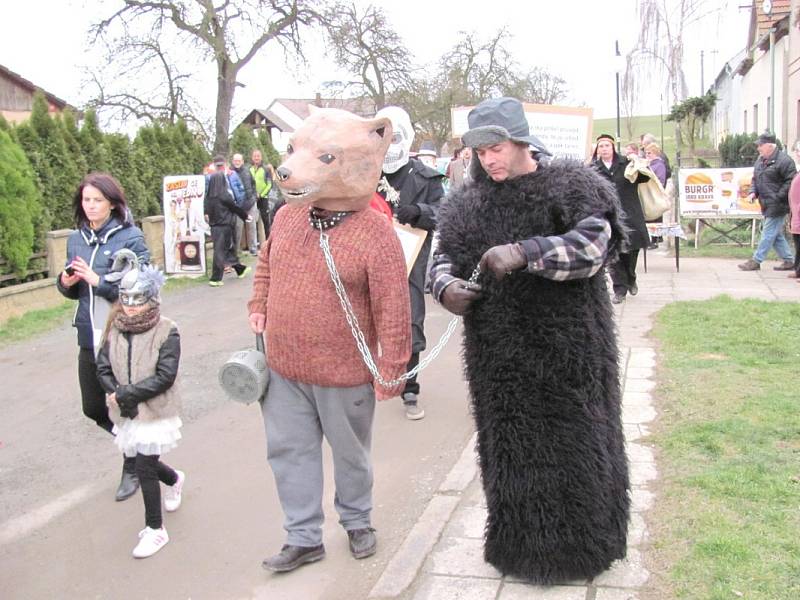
[164,470,185,512]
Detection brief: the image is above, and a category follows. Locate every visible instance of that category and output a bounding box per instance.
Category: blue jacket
[57,217,150,350]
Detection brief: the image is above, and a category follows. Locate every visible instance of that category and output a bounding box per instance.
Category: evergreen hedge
[0,129,41,276]
[1,91,289,277]
[718,133,759,167]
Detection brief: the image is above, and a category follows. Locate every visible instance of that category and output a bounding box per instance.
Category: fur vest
[106,317,180,424]
[437,160,630,583]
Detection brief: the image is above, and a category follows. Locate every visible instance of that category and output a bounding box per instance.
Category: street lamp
[614,40,622,152]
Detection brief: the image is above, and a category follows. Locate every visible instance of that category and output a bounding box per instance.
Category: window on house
[754,104,758,133]
[744,110,748,131]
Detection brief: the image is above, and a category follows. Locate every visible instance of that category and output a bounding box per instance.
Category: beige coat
[106,317,181,424]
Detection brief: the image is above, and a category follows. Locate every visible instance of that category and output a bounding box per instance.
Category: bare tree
[503,68,567,106]
[620,55,638,141]
[322,2,415,109]
[86,36,210,140]
[630,0,721,106]
[92,0,322,155]
[402,28,568,147]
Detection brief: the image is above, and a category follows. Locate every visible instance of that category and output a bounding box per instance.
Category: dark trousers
[210,224,245,281]
[77,348,114,433]
[793,234,800,275]
[257,198,272,240]
[609,250,640,296]
[135,453,178,529]
[402,352,420,399]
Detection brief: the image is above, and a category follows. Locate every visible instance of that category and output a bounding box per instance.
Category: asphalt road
[0,272,474,600]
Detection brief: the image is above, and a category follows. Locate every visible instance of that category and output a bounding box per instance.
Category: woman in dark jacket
[56,172,150,501]
[592,133,650,303]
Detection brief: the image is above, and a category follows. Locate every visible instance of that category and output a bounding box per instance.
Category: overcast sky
[1,0,750,128]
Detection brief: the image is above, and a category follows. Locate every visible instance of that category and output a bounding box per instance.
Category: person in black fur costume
[430,97,631,583]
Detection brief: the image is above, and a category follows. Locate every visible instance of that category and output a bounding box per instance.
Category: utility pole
[700,50,705,95]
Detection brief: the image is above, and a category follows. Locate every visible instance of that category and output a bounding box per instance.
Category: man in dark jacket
[375,106,444,421]
[430,97,630,583]
[739,132,797,271]
[232,153,259,255]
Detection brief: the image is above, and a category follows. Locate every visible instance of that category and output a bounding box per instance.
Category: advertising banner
[451,103,594,160]
[678,167,760,216]
[163,175,208,275]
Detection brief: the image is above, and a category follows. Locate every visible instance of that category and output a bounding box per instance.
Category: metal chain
[319,230,479,388]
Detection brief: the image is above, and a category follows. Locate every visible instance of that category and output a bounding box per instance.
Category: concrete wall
[739,36,789,137]
[1,219,169,326]
[142,216,166,268]
[0,279,66,325]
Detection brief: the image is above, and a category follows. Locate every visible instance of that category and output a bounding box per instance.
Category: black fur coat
[437,160,631,582]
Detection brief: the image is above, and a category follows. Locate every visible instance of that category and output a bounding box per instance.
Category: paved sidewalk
[368,250,798,600]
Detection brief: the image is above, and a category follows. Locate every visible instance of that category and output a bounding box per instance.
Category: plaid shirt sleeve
[430,252,460,304]
[517,216,612,281]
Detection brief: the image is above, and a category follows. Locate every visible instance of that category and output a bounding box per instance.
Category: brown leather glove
[441,279,483,316]
[479,243,527,280]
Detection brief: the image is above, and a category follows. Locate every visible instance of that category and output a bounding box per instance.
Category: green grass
[0,253,257,347]
[648,296,800,599]
[0,301,74,345]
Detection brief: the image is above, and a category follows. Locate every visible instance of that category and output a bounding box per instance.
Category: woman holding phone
[57,172,150,501]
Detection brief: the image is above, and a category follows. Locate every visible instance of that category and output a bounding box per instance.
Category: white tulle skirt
[113,416,183,458]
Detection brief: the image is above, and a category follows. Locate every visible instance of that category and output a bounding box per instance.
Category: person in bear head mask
[430,96,630,583]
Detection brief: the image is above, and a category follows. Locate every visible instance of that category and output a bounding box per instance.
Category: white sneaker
[132,527,169,558]
[164,470,185,512]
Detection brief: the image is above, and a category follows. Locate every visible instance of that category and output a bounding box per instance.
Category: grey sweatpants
[262,370,376,546]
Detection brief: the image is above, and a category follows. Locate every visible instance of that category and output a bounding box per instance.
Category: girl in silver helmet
[96,264,185,559]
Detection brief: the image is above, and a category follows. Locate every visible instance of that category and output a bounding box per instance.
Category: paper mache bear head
[274,107,393,212]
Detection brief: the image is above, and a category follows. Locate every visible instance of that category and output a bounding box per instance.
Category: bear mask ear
[368,116,392,141]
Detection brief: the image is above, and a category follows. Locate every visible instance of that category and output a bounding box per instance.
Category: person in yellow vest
[250,149,274,241]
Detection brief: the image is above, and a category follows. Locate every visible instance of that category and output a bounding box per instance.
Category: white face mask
[377,106,414,174]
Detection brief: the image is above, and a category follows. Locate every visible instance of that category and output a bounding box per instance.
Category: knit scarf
[115,303,161,333]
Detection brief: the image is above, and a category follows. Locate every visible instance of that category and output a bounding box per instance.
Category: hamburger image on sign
[684,172,715,202]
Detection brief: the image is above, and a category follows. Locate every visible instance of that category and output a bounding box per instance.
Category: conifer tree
[59,110,89,176]
[79,108,109,173]
[0,129,42,275]
[104,132,149,220]
[25,93,81,229]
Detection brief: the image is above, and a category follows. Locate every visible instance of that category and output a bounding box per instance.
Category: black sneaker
[629,282,638,296]
[347,527,377,559]
[262,544,325,572]
[774,260,794,271]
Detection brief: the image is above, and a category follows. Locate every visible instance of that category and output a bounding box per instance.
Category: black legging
[793,234,800,276]
[78,348,113,433]
[135,453,178,529]
[257,197,272,240]
[609,250,640,296]
[402,352,420,398]
[209,224,246,281]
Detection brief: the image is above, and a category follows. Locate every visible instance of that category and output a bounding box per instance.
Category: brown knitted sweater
[247,204,411,391]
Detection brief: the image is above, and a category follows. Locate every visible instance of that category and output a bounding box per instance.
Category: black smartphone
[65,265,75,276]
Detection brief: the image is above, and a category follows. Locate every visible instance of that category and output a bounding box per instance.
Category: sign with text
[678,167,759,216]
[163,175,208,275]
[451,103,594,160]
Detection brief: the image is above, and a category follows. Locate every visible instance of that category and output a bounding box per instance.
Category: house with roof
[710,0,800,146]
[0,64,77,124]
[239,94,376,153]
